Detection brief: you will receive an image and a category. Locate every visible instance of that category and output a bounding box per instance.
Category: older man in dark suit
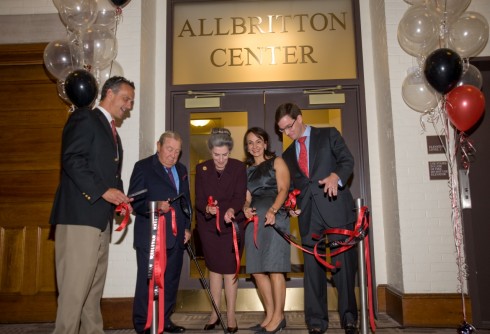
[275,102,359,334]
[128,131,192,334]
[50,76,135,334]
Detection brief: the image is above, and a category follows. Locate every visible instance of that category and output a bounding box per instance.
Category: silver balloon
[43,40,79,80]
[402,68,440,112]
[59,0,98,32]
[449,11,489,58]
[398,5,439,57]
[457,64,483,89]
[79,26,118,70]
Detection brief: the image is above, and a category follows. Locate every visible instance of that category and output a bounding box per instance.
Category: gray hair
[208,128,233,151]
[158,131,182,145]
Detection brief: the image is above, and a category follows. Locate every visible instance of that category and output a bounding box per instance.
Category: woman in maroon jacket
[195,128,247,333]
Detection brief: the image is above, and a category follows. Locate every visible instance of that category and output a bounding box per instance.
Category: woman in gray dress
[243,127,291,334]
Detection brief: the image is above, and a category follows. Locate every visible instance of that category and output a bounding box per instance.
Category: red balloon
[446,85,485,132]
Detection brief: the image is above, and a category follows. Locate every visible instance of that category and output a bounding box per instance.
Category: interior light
[190,119,211,127]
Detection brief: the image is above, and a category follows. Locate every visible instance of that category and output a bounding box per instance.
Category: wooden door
[0,43,68,322]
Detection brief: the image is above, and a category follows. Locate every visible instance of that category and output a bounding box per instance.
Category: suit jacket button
[114,158,119,162]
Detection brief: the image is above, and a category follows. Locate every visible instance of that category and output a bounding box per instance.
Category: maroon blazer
[195,158,247,234]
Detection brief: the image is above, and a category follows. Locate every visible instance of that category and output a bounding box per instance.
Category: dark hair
[100,76,135,101]
[243,127,276,166]
[275,102,302,124]
[208,128,233,151]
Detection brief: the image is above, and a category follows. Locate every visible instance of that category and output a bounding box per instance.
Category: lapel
[94,108,118,150]
[152,154,176,189]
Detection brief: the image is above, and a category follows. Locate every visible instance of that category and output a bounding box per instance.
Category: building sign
[172,0,357,85]
[428,161,449,180]
[426,135,446,154]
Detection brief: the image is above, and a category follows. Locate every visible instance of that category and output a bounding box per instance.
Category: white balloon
[98,60,124,88]
[402,68,440,112]
[457,64,483,89]
[79,26,118,70]
[404,0,427,5]
[397,5,440,57]
[449,11,489,58]
[427,0,471,21]
[93,0,118,29]
[59,0,98,32]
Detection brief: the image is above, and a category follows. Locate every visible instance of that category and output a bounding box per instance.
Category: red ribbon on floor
[207,196,220,233]
[144,211,167,334]
[114,203,131,231]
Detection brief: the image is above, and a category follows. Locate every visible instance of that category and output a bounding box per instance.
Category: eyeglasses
[278,119,296,133]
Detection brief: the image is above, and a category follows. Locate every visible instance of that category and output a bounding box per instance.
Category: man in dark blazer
[128,131,192,334]
[275,102,358,334]
[50,76,135,334]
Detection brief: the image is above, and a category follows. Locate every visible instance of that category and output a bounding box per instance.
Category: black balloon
[109,0,131,7]
[64,69,98,108]
[457,321,476,334]
[424,48,463,94]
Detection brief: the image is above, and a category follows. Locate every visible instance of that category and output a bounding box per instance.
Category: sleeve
[61,109,108,204]
[229,162,247,214]
[330,127,355,185]
[128,161,149,217]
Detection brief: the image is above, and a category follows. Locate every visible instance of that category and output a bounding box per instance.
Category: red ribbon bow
[115,203,130,231]
[284,189,301,211]
[207,196,220,233]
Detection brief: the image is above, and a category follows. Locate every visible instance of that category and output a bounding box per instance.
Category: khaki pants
[53,223,110,334]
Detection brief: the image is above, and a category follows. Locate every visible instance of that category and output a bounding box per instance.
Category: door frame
[170,85,372,291]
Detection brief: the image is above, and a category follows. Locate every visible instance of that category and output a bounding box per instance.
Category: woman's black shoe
[203,319,220,330]
[249,323,264,331]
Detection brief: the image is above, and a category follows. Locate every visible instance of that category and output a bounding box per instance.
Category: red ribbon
[284,189,301,210]
[144,211,167,333]
[245,215,259,248]
[207,196,220,233]
[115,203,130,231]
[231,221,240,279]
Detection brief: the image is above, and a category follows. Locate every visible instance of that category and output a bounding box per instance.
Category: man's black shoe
[164,323,186,333]
[308,328,326,334]
[344,324,359,334]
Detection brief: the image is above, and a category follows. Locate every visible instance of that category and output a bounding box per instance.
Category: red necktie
[111,120,117,145]
[166,167,176,190]
[298,136,309,177]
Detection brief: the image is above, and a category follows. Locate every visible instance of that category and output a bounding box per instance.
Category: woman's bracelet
[269,206,278,214]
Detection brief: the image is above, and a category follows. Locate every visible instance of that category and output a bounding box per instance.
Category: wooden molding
[0,43,47,66]
[378,284,472,327]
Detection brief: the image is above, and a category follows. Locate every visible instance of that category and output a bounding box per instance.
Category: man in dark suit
[50,76,135,334]
[128,131,192,334]
[275,102,358,334]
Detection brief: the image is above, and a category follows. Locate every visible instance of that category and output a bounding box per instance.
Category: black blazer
[50,107,123,231]
[282,126,356,241]
[128,154,191,250]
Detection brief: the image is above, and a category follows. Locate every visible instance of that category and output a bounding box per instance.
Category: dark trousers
[303,231,358,331]
[133,245,184,333]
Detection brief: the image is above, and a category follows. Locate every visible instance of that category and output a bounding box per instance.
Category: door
[462,57,490,328]
[170,85,371,311]
[0,43,66,323]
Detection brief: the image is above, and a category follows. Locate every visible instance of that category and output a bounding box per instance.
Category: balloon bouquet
[398,1,488,333]
[44,0,132,109]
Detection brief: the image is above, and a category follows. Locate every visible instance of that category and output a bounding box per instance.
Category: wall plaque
[428,161,449,180]
[426,135,446,154]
